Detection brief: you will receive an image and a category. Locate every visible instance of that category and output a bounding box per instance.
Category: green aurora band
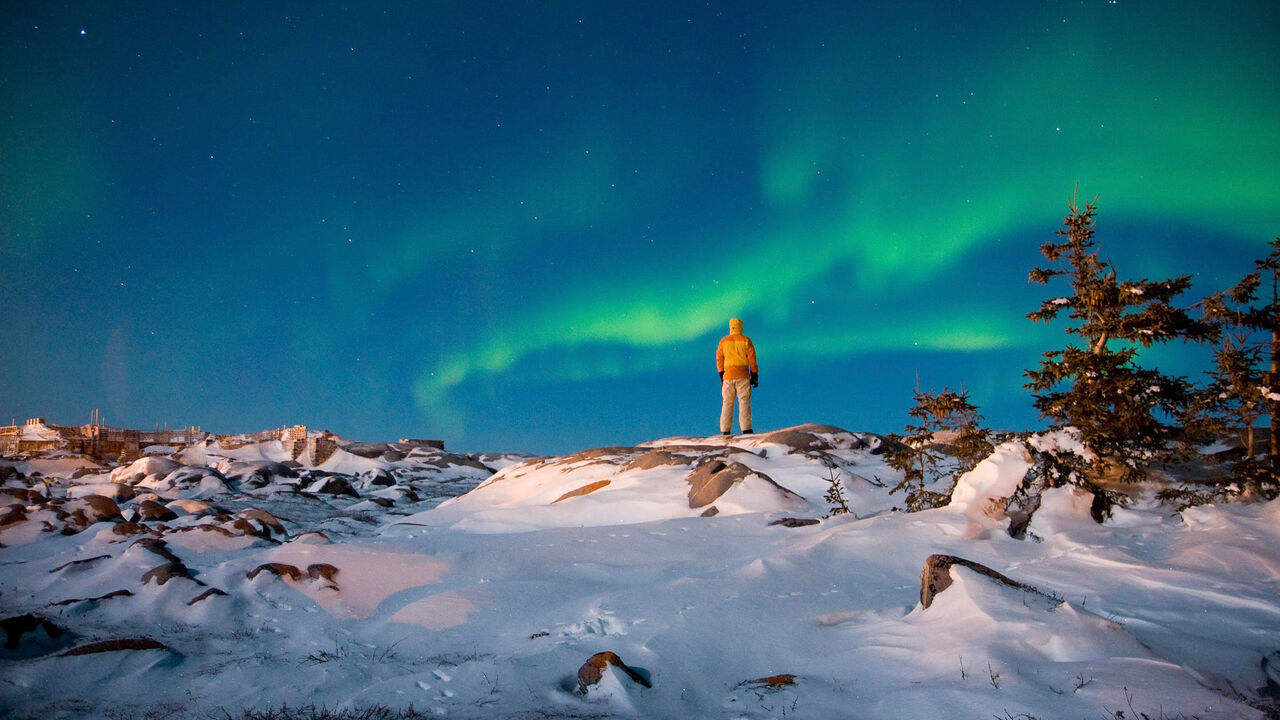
[408,2,1279,427]
[2,1,1275,448]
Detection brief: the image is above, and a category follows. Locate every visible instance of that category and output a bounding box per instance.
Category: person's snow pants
[720,378,752,433]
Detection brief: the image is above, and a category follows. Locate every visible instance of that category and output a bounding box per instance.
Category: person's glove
[750,372,759,388]
[718,371,724,382]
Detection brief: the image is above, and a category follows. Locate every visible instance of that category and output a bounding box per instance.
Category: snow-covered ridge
[1,425,1277,719]
[391,424,895,533]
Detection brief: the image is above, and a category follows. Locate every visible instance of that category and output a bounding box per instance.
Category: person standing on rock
[716,317,758,435]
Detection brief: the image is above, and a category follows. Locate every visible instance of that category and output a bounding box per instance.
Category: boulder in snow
[141,561,194,586]
[247,563,303,582]
[920,553,1043,609]
[575,651,651,694]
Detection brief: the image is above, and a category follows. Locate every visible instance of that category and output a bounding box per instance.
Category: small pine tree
[886,387,992,512]
[1025,191,1208,506]
[1178,238,1280,502]
[823,467,853,516]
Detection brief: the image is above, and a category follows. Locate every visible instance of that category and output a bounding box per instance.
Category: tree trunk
[1271,327,1278,468]
[1271,265,1278,470]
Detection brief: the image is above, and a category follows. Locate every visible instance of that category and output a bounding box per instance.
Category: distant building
[0,417,205,460]
[1,416,443,462]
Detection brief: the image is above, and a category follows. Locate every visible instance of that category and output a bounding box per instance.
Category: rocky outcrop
[686,458,800,509]
[686,459,756,508]
[554,480,611,503]
[620,450,691,473]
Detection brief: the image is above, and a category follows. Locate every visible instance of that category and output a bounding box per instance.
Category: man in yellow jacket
[716,317,759,435]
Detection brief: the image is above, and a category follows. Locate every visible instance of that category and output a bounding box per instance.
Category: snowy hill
[1,425,1277,719]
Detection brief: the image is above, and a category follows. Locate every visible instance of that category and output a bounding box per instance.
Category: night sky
[3,2,1277,454]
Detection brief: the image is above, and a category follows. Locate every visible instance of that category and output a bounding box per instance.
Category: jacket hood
[729,318,744,335]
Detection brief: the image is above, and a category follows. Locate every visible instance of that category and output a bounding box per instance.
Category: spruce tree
[886,388,992,511]
[1025,192,1207,501]
[1181,238,1280,500]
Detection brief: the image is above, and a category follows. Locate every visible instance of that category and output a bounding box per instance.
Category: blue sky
[2,1,1277,453]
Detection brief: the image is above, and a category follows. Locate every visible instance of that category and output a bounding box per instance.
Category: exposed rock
[307,563,339,581]
[685,457,799,510]
[111,521,147,536]
[239,508,288,534]
[620,450,692,473]
[142,561,194,586]
[167,498,218,516]
[132,537,182,563]
[742,674,797,688]
[2,613,65,650]
[48,589,133,606]
[390,487,420,503]
[306,476,360,497]
[412,451,494,473]
[362,468,396,486]
[181,523,236,537]
[0,487,45,504]
[60,637,168,656]
[248,563,303,582]
[71,494,124,522]
[231,518,270,538]
[554,480,611,503]
[866,433,904,456]
[575,651,652,694]
[757,426,842,453]
[920,553,1046,608]
[344,442,393,459]
[0,504,27,527]
[769,517,820,528]
[292,531,332,545]
[686,459,755,509]
[163,466,228,487]
[137,499,178,521]
[700,506,719,517]
[220,460,299,487]
[545,447,633,474]
[187,588,228,605]
[50,554,113,573]
[68,482,133,501]
[110,456,182,485]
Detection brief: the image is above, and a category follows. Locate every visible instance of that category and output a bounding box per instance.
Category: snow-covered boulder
[110,456,183,485]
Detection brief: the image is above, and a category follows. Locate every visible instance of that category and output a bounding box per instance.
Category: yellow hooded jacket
[716,318,758,380]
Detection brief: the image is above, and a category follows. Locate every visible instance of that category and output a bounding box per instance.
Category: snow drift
[1,424,1277,719]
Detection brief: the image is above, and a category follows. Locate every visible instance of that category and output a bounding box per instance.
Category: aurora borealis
[2,2,1277,453]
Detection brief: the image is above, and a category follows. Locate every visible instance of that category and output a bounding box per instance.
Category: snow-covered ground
[1,425,1277,719]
